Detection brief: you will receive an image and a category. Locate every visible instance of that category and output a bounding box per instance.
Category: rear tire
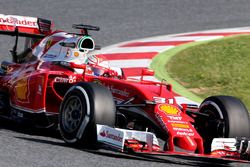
[196,96,250,153]
[59,82,116,147]
[0,92,10,114]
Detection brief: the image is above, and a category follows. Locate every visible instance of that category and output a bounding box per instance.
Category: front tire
[59,82,116,147]
[196,96,250,153]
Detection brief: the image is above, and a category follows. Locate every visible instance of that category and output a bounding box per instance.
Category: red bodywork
[0,57,203,153]
[0,14,248,163]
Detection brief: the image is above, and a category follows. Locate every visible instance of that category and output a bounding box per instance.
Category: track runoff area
[93,27,250,105]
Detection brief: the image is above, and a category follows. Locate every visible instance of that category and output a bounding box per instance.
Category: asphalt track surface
[0,0,250,167]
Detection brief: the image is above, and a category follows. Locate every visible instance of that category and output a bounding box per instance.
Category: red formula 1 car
[0,14,250,163]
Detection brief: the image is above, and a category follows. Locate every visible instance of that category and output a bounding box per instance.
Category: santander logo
[100,131,106,137]
[0,15,37,28]
[99,130,123,142]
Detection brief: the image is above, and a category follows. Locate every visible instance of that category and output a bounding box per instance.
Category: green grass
[151,35,250,110]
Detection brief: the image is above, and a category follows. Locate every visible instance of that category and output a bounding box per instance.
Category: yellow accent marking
[159,104,179,115]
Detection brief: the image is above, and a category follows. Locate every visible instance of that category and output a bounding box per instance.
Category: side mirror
[141,68,154,81]
[142,68,154,76]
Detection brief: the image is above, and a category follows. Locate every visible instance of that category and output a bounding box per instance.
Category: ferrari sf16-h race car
[0,14,250,164]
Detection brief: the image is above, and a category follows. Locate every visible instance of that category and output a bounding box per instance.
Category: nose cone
[175,136,197,152]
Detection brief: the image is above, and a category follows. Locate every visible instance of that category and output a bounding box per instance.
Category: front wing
[96,125,250,164]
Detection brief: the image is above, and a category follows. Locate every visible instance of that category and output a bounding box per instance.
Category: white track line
[137,36,221,42]
[93,26,250,55]
[100,46,174,54]
[199,27,250,33]
[109,59,152,68]
[194,36,224,41]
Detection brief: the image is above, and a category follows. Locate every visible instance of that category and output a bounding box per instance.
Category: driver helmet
[85,55,110,76]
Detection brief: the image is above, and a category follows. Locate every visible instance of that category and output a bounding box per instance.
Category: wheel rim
[62,96,84,133]
[202,109,226,138]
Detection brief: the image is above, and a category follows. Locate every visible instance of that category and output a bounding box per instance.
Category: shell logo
[159,104,179,115]
[74,52,79,57]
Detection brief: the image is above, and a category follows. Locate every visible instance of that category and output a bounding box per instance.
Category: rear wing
[0,14,53,38]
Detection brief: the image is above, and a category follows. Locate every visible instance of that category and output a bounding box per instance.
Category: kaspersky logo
[100,130,123,142]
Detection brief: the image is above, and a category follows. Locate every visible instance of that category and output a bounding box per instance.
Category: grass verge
[151,35,250,110]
